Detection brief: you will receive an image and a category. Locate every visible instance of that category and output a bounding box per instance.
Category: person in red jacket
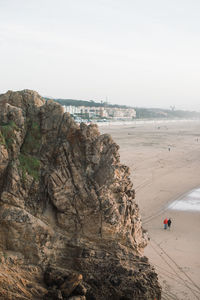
[163,218,168,230]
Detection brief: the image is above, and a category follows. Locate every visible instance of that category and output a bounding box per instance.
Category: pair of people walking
[163,217,171,230]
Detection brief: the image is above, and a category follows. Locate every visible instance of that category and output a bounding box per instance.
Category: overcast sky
[0,0,200,110]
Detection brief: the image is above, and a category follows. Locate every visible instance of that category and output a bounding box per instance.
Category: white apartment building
[63,105,136,119]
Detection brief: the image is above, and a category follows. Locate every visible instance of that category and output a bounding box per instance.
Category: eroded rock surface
[0,90,161,299]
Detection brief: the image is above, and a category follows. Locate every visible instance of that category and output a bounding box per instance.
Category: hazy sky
[0,0,200,110]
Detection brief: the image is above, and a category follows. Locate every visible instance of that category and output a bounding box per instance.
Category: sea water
[168,188,200,211]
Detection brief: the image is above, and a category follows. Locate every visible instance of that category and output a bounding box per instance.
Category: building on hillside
[107,107,136,119]
[63,105,136,120]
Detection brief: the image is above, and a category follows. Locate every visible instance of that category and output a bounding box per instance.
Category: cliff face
[0,90,161,300]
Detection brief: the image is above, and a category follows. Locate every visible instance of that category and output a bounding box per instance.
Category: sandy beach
[100,120,200,300]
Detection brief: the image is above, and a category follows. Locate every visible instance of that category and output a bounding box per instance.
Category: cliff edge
[0,90,161,300]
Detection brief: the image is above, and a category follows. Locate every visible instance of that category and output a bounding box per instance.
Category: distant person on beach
[163,218,168,230]
[167,218,172,230]
[168,146,171,151]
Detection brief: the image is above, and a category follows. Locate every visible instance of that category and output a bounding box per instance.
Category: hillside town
[63,105,136,121]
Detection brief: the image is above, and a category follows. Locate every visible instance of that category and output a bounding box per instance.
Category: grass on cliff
[19,154,40,181]
[0,120,41,181]
[21,121,41,154]
[0,131,6,145]
[0,121,18,148]
[19,121,42,182]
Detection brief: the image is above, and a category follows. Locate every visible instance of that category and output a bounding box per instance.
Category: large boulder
[0,90,161,299]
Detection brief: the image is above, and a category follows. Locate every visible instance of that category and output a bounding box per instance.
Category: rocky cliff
[0,90,161,300]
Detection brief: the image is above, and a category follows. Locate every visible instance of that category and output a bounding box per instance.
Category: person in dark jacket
[167,218,172,230]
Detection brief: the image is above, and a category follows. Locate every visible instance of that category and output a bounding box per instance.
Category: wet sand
[100,120,200,300]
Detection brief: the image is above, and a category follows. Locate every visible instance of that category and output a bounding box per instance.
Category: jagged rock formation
[0,90,161,300]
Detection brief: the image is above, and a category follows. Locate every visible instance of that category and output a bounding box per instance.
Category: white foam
[187,190,200,199]
[168,189,200,211]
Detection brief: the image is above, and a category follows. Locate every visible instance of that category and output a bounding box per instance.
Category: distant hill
[45,97,130,109]
[45,97,200,119]
[135,107,200,119]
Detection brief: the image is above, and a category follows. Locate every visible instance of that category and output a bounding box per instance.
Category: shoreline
[96,118,200,127]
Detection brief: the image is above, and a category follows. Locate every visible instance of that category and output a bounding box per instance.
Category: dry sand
[100,120,200,300]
